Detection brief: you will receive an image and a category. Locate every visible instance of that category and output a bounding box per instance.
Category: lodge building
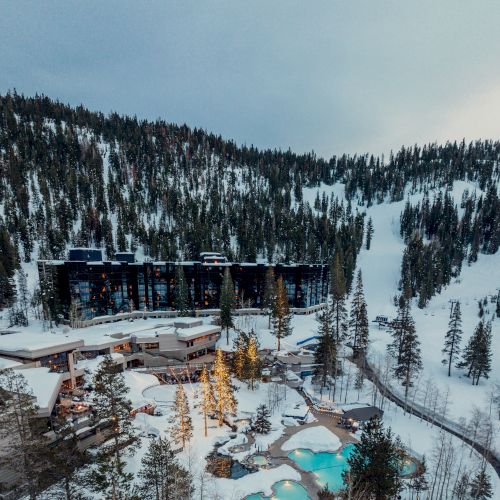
[38,249,329,321]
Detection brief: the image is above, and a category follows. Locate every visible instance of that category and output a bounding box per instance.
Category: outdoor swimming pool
[246,480,310,500]
[288,443,418,491]
[250,455,268,466]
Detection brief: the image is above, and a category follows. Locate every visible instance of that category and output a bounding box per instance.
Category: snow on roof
[0,332,83,355]
[337,402,373,412]
[282,401,309,418]
[75,353,125,373]
[0,356,22,369]
[20,367,63,414]
[281,425,342,452]
[173,317,203,328]
[175,324,221,339]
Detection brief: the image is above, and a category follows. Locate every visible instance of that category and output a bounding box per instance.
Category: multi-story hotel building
[38,250,328,321]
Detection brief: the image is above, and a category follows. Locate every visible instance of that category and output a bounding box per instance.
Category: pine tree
[87,355,138,499]
[314,302,337,397]
[271,276,293,351]
[454,472,470,500]
[469,468,493,500]
[212,348,237,426]
[69,298,82,329]
[330,253,348,342]
[262,266,276,328]
[410,455,428,499]
[458,320,492,385]
[354,367,364,400]
[245,332,262,390]
[442,301,462,377]
[387,295,409,364]
[116,225,127,252]
[317,485,335,499]
[45,415,87,500]
[474,321,493,385]
[390,301,422,399]
[17,269,29,324]
[199,365,216,437]
[343,417,404,499]
[219,267,235,345]
[138,437,193,500]
[0,369,47,499]
[252,404,272,434]
[232,330,249,381]
[365,217,374,250]
[174,266,190,317]
[348,270,369,355]
[171,384,192,449]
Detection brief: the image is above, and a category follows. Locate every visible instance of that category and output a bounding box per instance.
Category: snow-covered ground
[2,178,499,498]
[302,181,500,448]
[129,378,310,499]
[355,182,500,454]
[304,361,500,499]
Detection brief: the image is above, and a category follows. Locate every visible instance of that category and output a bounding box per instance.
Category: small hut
[339,406,384,430]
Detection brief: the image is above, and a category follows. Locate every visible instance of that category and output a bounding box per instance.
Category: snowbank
[215,464,300,498]
[281,425,342,452]
[123,371,160,408]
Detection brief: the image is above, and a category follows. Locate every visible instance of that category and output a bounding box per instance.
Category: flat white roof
[75,352,125,372]
[20,367,63,416]
[176,324,221,340]
[0,332,83,357]
[0,356,22,369]
[173,317,203,327]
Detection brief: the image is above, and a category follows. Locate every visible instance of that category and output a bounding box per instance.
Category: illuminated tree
[171,384,192,449]
[245,333,262,390]
[232,330,249,381]
[212,348,237,426]
[199,365,216,437]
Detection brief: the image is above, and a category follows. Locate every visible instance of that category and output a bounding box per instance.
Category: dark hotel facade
[38,249,329,320]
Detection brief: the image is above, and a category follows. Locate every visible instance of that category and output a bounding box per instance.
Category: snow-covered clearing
[306,180,500,455]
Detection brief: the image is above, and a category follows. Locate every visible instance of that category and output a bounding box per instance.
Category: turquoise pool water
[288,444,417,491]
[246,480,310,500]
[250,455,268,466]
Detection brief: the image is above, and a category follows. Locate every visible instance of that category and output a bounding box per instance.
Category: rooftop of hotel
[0,316,218,358]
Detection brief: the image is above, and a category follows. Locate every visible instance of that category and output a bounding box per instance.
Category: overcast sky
[1,0,500,158]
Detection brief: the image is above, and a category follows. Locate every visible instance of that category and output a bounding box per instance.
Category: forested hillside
[0,92,499,308]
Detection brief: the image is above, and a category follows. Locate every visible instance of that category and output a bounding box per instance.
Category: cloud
[1,0,500,158]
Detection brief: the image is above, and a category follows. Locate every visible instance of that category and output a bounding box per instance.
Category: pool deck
[267,395,358,498]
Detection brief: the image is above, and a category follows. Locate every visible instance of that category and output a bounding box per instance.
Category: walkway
[267,392,356,498]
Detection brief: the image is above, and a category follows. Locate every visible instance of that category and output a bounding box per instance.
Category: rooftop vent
[199,252,227,264]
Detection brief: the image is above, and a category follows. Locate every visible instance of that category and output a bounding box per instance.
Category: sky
[1,0,500,158]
